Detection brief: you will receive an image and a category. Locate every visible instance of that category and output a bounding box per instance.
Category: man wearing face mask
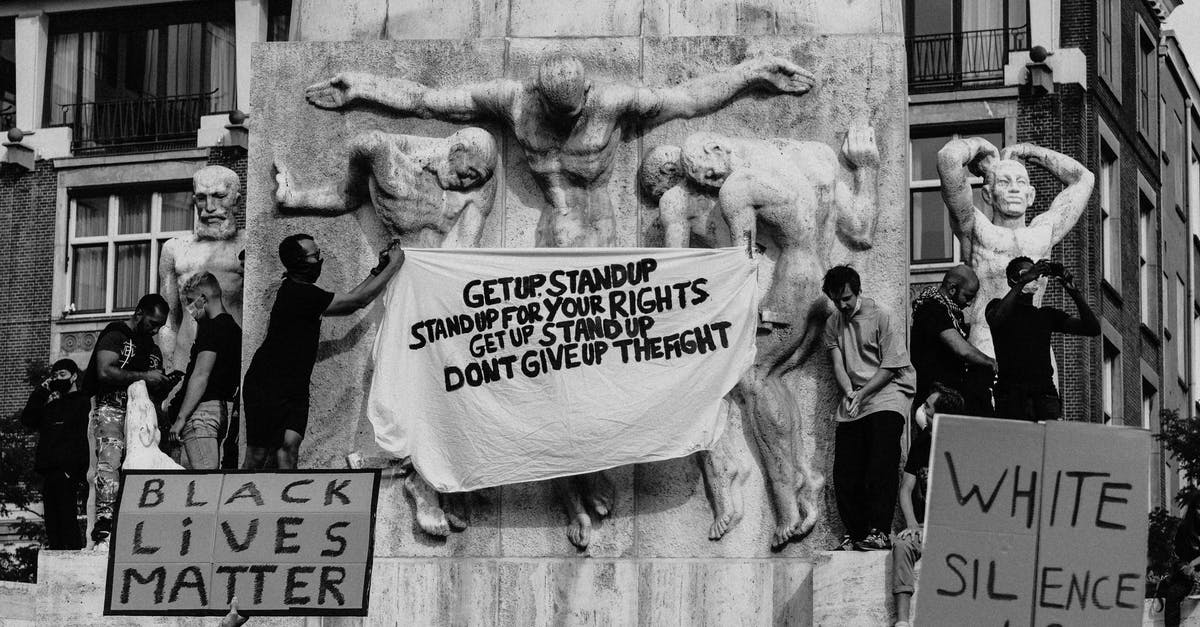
[167,272,241,469]
[82,294,171,546]
[242,234,404,470]
[20,359,89,549]
[985,256,1099,421]
[909,265,996,415]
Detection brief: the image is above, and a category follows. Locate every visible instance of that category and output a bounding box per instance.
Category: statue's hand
[964,136,1000,177]
[842,127,879,169]
[305,73,362,109]
[747,56,815,94]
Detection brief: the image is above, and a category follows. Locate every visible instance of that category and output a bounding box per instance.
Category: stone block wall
[245,0,907,566]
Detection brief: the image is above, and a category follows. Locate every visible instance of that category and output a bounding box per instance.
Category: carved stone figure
[275,127,499,248]
[160,165,246,371]
[304,54,814,248]
[122,381,184,471]
[305,53,814,549]
[276,128,499,539]
[936,139,1094,357]
[644,127,881,547]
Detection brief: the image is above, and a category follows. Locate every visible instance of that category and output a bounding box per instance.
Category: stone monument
[936,138,1095,357]
[243,2,909,620]
[159,165,246,372]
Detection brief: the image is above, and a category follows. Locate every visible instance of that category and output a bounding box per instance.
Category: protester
[82,294,171,546]
[20,359,89,549]
[910,264,996,415]
[892,383,965,627]
[823,265,916,551]
[167,272,242,469]
[985,257,1099,421]
[242,235,404,470]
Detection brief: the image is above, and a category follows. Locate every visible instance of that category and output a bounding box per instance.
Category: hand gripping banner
[367,247,759,491]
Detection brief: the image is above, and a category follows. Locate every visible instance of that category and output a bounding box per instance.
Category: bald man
[909,265,996,415]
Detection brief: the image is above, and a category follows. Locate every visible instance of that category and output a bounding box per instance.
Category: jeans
[833,410,904,539]
[891,529,923,594]
[181,400,228,470]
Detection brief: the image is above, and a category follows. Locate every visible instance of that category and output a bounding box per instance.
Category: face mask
[290,258,323,282]
[915,405,929,431]
[49,379,72,395]
[185,296,206,321]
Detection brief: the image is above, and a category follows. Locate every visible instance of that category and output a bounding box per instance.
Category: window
[1140,192,1158,327]
[1170,112,1186,214]
[910,127,1003,265]
[1103,339,1121,425]
[1178,275,1188,384]
[267,0,292,42]
[1098,0,1121,94]
[1138,27,1157,141]
[905,0,1030,90]
[44,2,237,127]
[1142,380,1157,430]
[0,17,13,131]
[1190,150,1199,228]
[1100,142,1119,286]
[68,188,193,314]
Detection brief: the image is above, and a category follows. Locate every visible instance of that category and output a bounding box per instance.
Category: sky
[1169,3,1200,74]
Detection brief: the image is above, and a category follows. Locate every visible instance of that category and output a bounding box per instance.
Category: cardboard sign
[104,470,380,617]
[915,416,1150,626]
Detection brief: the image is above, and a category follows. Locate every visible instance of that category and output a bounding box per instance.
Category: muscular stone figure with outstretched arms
[305,54,814,248]
[936,138,1094,357]
[645,128,881,547]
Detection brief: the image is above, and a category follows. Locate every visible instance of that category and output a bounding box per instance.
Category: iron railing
[59,90,219,156]
[907,25,1030,92]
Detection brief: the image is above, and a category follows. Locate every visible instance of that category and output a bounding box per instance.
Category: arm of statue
[324,246,406,316]
[937,329,997,371]
[719,170,787,248]
[169,350,215,443]
[632,55,814,127]
[834,127,881,250]
[1056,272,1101,337]
[158,241,181,371]
[306,72,517,123]
[1014,144,1096,243]
[937,137,999,237]
[658,186,692,248]
[441,195,491,249]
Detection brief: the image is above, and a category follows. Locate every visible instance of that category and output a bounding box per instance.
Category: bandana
[912,285,967,338]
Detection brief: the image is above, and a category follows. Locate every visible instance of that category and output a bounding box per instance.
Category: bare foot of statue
[703,452,748,541]
[771,513,803,550]
[557,476,594,550]
[442,491,469,532]
[586,471,616,518]
[404,472,450,537]
[568,510,592,550]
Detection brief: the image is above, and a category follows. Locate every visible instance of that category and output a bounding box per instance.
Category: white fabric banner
[367,247,758,492]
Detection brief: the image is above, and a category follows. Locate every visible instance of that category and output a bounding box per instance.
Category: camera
[1038,260,1065,278]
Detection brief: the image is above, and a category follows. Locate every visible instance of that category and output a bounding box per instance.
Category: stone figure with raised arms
[643,127,882,547]
[304,53,814,248]
[275,128,499,540]
[936,138,1094,357]
[159,165,246,371]
[275,127,499,248]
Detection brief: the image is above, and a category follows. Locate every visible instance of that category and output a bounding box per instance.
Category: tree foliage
[0,359,50,582]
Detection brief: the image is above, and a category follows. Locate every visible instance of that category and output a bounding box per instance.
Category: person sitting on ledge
[242,234,404,470]
[892,383,965,627]
[985,256,1099,422]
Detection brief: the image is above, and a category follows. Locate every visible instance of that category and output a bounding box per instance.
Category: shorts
[244,391,310,448]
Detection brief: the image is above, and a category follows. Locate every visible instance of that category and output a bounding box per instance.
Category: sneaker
[832,534,856,551]
[855,529,891,551]
[91,516,112,545]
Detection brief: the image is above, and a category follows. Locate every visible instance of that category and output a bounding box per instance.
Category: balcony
[907,25,1030,93]
[57,90,220,156]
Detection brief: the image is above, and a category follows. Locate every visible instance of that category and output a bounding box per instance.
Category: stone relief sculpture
[304,54,814,248]
[642,127,881,547]
[936,138,1094,357]
[275,127,500,539]
[275,127,499,248]
[305,52,815,549]
[160,165,246,371]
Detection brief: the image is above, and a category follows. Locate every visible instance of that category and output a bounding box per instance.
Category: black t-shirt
[986,299,1069,391]
[182,312,243,402]
[245,279,334,399]
[83,321,164,408]
[911,298,968,403]
[905,430,932,525]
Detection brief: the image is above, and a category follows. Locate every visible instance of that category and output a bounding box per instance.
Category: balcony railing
[907,25,1030,92]
[59,90,220,156]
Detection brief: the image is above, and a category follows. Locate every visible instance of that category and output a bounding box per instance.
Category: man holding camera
[985,257,1099,421]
